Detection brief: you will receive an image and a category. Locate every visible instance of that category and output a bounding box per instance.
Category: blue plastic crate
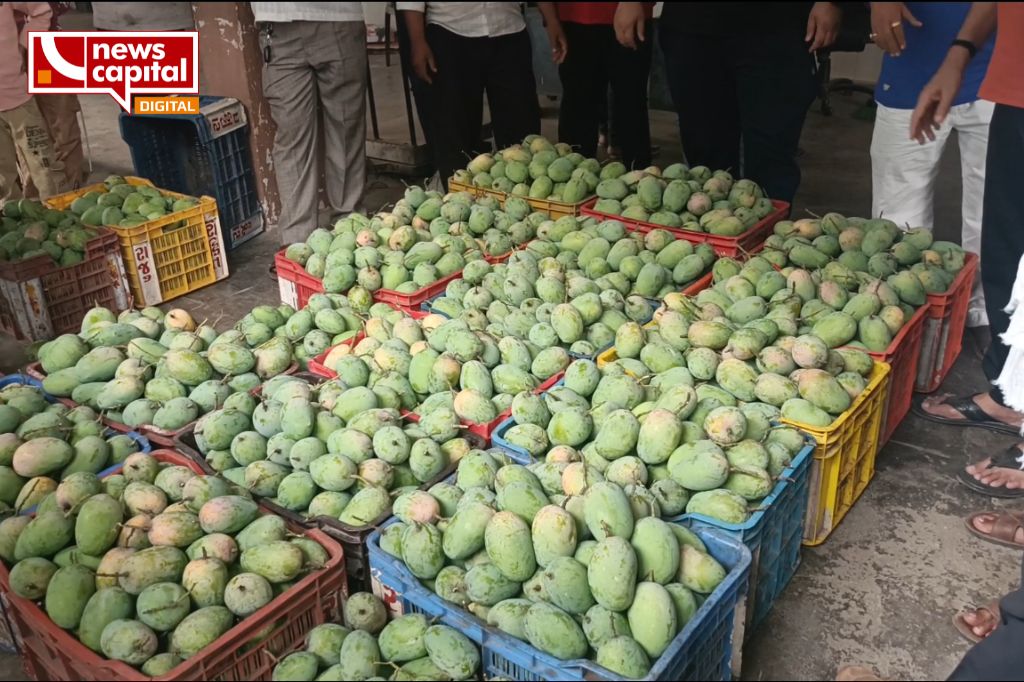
[673,436,814,635]
[368,520,750,681]
[119,96,264,250]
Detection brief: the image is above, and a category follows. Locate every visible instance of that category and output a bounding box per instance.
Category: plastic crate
[174,426,470,593]
[368,520,750,681]
[46,177,230,307]
[783,362,891,546]
[866,302,928,445]
[915,253,979,393]
[119,96,264,250]
[675,437,814,635]
[0,228,130,341]
[448,177,595,218]
[580,197,790,256]
[1,449,346,682]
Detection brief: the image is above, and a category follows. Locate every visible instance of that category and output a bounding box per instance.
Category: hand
[870,2,922,56]
[909,56,965,143]
[547,23,567,64]
[410,39,437,84]
[614,2,646,50]
[806,2,841,52]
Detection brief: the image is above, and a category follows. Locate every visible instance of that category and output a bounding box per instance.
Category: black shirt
[660,2,815,36]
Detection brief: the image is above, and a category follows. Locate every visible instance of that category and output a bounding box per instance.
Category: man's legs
[5,99,67,200]
[658,26,740,172]
[484,29,541,149]
[262,22,319,245]
[0,112,22,202]
[32,94,85,189]
[557,22,608,160]
[606,24,652,169]
[735,32,818,204]
[314,21,368,218]
[953,100,995,328]
[870,102,949,228]
[947,552,1024,680]
[424,25,486,186]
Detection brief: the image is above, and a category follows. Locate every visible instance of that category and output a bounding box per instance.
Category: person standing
[870,2,993,329]
[251,2,368,246]
[547,2,653,169]
[0,1,66,202]
[398,2,558,187]
[914,3,1024,499]
[616,1,841,204]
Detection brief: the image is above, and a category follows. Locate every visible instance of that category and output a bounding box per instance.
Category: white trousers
[871,100,993,327]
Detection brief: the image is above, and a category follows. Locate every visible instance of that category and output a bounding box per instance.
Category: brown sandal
[964,510,1024,549]
[952,602,1001,643]
[836,665,885,681]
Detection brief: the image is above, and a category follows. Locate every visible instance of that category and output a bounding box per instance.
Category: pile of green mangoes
[0,382,146,514]
[592,164,777,235]
[316,306,591,427]
[0,198,102,267]
[67,175,199,229]
[283,187,543,295]
[496,348,811,525]
[273,592,482,680]
[452,134,598,204]
[430,217,715,326]
[765,213,969,298]
[0,451,333,673]
[36,306,295,433]
[377,451,733,677]
[184,375,472,526]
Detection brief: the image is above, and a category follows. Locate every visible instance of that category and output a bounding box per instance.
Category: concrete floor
[2,19,1021,681]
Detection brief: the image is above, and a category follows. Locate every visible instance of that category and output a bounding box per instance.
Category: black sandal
[956,445,1024,499]
[912,394,1022,436]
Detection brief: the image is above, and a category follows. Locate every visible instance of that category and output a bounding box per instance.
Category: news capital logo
[27,31,199,113]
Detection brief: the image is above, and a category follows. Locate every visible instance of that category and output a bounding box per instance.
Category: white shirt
[396,2,525,38]
[251,2,364,23]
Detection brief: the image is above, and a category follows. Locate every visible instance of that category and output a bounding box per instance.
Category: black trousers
[658,26,818,204]
[423,24,541,186]
[981,105,1024,406]
[948,551,1024,680]
[557,22,652,169]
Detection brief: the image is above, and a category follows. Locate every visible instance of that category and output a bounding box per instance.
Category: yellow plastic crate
[447,177,594,218]
[783,362,891,546]
[45,177,230,306]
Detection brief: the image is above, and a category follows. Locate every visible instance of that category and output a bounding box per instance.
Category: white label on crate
[278,276,298,309]
[370,573,405,619]
[22,278,53,339]
[104,253,131,311]
[132,239,164,306]
[199,98,247,139]
[204,212,230,280]
[230,213,264,247]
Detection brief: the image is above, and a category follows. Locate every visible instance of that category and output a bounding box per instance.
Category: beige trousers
[25,94,86,193]
[0,98,68,202]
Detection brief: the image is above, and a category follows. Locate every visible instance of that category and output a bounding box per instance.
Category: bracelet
[951,39,978,59]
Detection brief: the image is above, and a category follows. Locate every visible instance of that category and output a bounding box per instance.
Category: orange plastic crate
[866,303,928,444]
[915,253,979,393]
[447,177,595,218]
[1,449,346,682]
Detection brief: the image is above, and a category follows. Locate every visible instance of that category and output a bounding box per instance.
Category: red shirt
[556,2,654,26]
[979,3,1024,109]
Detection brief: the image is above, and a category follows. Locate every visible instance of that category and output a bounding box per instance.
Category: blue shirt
[875,2,994,109]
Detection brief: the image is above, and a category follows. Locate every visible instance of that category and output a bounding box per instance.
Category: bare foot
[961,604,1000,639]
[970,511,1024,545]
[921,393,1024,428]
[977,465,1024,490]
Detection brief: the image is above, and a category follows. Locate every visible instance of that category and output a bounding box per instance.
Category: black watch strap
[952,39,978,59]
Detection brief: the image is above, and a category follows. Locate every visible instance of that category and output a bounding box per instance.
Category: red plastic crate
[308,332,367,379]
[681,271,713,297]
[580,197,790,257]
[0,228,130,341]
[1,449,346,682]
[864,302,928,445]
[915,253,978,393]
[372,271,463,313]
[405,371,565,439]
[275,249,325,310]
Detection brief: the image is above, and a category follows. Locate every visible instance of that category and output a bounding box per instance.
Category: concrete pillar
[192,2,280,224]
